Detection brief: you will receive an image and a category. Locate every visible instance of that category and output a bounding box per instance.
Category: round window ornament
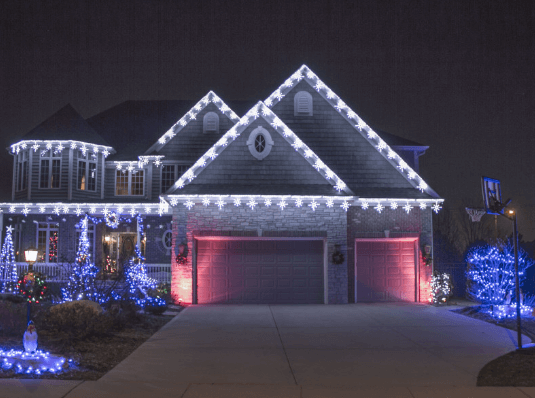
[247,127,274,160]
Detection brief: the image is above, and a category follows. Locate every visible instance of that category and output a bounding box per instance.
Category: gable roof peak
[166,100,353,196]
[263,65,439,198]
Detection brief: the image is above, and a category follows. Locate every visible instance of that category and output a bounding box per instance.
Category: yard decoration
[430,272,452,305]
[23,321,38,353]
[0,225,17,293]
[16,271,47,304]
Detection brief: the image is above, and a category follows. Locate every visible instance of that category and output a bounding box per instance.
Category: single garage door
[356,240,416,302]
[196,239,324,304]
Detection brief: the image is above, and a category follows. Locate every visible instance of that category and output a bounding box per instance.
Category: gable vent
[203,112,219,134]
[294,91,313,116]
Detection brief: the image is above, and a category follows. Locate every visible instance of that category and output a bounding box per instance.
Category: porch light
[24,247,38,271]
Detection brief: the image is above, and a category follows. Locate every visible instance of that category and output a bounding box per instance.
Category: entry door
[356,240,416,302]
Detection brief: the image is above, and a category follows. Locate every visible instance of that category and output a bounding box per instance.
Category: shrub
[43,302,115,340]
[0,300,26,337]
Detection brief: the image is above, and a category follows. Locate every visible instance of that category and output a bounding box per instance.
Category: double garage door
[196,239,324,304]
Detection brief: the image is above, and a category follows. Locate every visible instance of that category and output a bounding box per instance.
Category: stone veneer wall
[347,206,433,303]
[171,203,348,304]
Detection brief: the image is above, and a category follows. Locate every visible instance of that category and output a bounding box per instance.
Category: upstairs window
[77,150,97,191]
[37,222,59,263]
[39,149,61,189]
[16,150,28,191]
[247,127,274,160]
[116,169,144,196]
[161,164,190,193]
[203,112,219,134]
[294,91,313,116]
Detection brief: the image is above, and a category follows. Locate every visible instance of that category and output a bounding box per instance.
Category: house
[1,65,443,304]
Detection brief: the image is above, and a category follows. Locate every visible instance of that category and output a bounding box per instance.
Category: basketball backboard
[481,176,503,214]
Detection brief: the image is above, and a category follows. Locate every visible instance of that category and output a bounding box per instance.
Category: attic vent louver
[203,112,219,134]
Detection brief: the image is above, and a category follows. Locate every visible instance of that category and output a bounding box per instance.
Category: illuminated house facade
[2,65,442,304]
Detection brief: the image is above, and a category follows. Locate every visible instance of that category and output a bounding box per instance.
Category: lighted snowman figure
[23,321,38,354]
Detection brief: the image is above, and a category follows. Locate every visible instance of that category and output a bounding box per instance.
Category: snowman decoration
[23,321,38,354]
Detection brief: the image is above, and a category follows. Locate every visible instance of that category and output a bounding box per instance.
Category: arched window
[203,112,219,134]
[246,127,274,160]
[294,91,313,116]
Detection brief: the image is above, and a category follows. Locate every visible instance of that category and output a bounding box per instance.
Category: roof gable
[144,91,240,155]
[166,101,352,196]
[263,65,439,199]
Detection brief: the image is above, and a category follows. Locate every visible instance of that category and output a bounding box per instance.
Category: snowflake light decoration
[39,206,46,213]
[278,199,287,210]
[309,200,319,211]
[75,207,83,216]
[247,198,258,210]
[432,202,442,214]
[361,201,369,210]
[326,198,334,208]
[202,197,210,206]
[233,198,241,207]
[216,197,226,210]
[184,200,195,210]
[390,201,398,210]
[53,206,60,216]
[340,201,350,212]
[295,198,303,208]
[419,202,427,210]
[403,202,412,214]
[374,203,384,213]
[170,198,178,206]
[22,207,30,216]
[264,198,272,207]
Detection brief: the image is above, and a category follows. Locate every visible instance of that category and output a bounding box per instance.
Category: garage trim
[193,236,328,304]
[354,238,419,302]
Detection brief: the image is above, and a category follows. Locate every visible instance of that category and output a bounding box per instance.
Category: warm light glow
[24,248,38,263]
[509,209,514,214]
[104,236,111,242]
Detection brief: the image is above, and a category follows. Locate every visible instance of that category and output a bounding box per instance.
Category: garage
[196,239,325,304]
[355,239,418,302]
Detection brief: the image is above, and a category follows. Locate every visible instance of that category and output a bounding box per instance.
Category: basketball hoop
[466,207,486,223]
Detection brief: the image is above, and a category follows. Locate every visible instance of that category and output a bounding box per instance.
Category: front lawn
[0,300,180,380]
[452,305,535,386]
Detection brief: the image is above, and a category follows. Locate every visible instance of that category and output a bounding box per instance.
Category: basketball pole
[511,210,522,350]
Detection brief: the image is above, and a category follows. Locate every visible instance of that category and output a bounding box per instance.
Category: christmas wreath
[16,271,47,304]
[106,212,119,228]
[332,251,345,265]
[175,253,187,265]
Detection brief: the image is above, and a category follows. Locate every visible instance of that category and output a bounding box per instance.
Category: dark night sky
[0,0,534,236]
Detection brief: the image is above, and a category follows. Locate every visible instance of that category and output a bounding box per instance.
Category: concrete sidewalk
[2,302,535,398]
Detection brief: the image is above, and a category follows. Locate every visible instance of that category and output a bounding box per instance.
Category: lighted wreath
[16,271,47,304]
[106,212,119,228]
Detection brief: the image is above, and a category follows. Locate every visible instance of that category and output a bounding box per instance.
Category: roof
[17,104,111,147]
[87,99,255,161]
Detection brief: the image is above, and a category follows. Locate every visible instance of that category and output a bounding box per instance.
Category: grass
[452,304,535,386]
[0,300,180,380]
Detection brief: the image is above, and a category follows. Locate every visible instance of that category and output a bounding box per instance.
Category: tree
[61,215,99,302]
[466,240,533,305]
[0,225,17,293]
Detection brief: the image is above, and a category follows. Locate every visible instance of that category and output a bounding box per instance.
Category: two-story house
[1,65,442,304]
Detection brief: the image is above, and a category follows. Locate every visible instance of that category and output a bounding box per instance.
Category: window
[39,149,61,189]
[247,127,274,160]
[203,112,219,134]
[76,223,95,260]
[37,222,59,263]
[77,150,97,191]
[162,230,173,250]
[115,169,144,196]
[294,91,313,116]
[160,164,190,193]
[16,150,28,191]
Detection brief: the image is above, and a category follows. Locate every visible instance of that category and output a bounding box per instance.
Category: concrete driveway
[3,302,535,397]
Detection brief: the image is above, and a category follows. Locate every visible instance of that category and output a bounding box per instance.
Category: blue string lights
[0,225,17,293]
[466,241,533,309]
